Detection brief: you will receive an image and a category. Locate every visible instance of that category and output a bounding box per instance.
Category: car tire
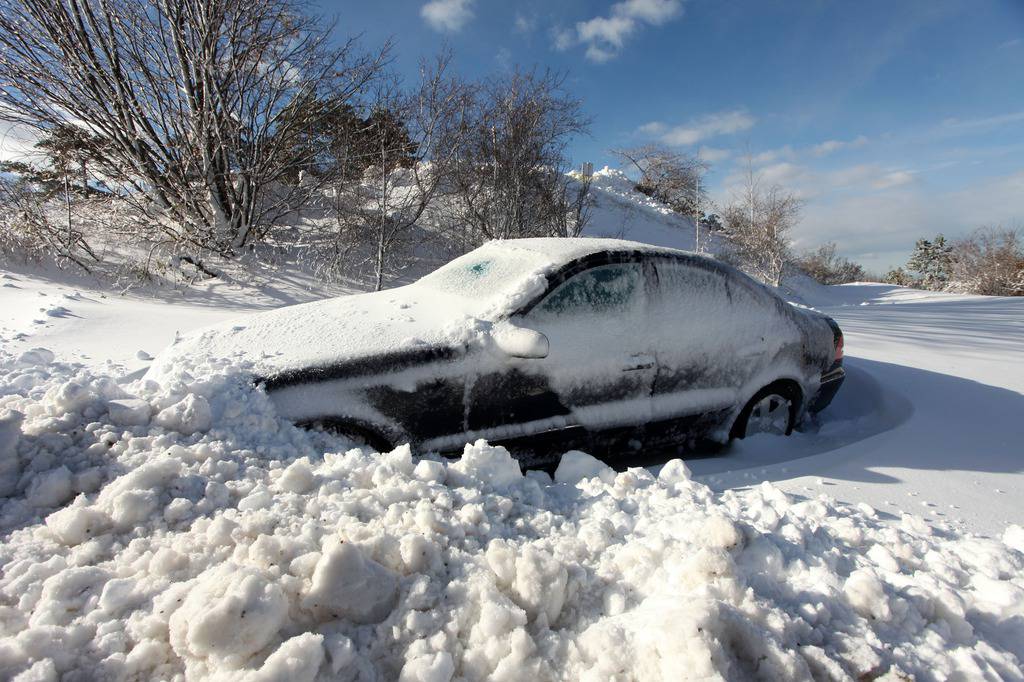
[730,382,801,440]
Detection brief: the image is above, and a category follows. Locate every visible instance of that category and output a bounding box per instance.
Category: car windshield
[416,244,552,312]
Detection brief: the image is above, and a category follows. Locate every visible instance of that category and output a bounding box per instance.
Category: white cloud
[939,110,1024,133]
[811,135,868,157]
[749,145,795,165]
[553,28,576,51]
[796,169,1024,272]
[718,160,921,206]
[420,0,475,33]
[577,15,636,62]
[827,164,880,189]
[637,121,667,136]
[871,169,916,190]
[514,13,536,34]
[557,0,683,63]
[736,137,866,167]
[759,162,806,188]
[495,47,512,70]
[638,110,755,146]
[697,146,730,163]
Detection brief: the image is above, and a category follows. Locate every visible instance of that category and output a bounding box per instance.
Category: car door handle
[623,353,655,371]
[738,342,766,358]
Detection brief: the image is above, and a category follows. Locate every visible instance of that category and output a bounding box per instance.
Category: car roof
[484,237,695,266]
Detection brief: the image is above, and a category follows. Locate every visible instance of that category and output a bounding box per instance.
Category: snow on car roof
[486,237,692,265]
[415,238,698,320]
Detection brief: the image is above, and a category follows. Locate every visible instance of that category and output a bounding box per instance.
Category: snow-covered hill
[1,177,1023,680]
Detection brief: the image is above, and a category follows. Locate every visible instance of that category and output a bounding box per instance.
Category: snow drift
[0,349,1022,681]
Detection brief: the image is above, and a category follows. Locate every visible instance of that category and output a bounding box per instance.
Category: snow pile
[0,350,1022,680]
[588,167,678,219]
[583,167,716,252]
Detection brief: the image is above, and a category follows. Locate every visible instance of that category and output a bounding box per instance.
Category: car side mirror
[492,324,549,359]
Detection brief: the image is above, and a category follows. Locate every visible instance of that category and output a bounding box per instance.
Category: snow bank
[0,351,1022,680]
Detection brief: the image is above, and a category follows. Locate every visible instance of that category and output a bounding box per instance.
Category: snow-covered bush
[0,350,1022,680]
[795,242,866,285]
[0,175,100,272]
[719,165,800,287]
[948,227,1024,296]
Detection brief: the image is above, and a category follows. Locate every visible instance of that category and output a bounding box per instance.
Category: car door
[471,260,657,445]
[646,259,768,428]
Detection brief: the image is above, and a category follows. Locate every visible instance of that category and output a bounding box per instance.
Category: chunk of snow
[107,398,151,427]
[153,394,211,435]
[26,466,74,508]
[1005,525,1024,553]
[169,565,288,668]
[554,450,613,485]
[450,440,522,488]
[844,568,892,622]
[413,458,446,483]
[248,633,324,682]
[277,459,315,493]
[45,502,111,545]
[302,541,398,624]
[399,652,455,682]
[18,348,55,365]
[658,458,692,484]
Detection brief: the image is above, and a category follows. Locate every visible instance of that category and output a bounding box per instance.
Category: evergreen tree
[884,266,912,286]
[907,235,953,290]
[34,125,99,193]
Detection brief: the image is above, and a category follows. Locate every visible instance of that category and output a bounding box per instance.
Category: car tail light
[825,318,844,362]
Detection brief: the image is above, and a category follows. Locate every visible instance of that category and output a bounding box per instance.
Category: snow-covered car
[149,238,844,459]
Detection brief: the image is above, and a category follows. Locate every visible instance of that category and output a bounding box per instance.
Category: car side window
[652,259,766,315]
[653,261,722,301]
[533,263,642,318]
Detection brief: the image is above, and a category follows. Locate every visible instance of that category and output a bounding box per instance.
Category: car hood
[146,285,488,384]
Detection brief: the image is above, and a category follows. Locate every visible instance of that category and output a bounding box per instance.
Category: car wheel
[730,383,801,439]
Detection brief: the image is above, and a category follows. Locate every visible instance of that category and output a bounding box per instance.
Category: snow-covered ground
[1,175,1022,678]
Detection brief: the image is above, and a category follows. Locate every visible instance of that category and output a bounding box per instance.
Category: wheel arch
[729,378,805,440]
[297,416,398,453]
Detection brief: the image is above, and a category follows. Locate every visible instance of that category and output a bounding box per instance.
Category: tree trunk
[64,172,72,249]
[374,226,386,292]
[374,134,388,292]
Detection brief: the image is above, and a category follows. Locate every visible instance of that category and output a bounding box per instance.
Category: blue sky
[326,0,1024,272]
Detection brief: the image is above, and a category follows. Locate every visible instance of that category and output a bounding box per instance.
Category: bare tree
[795,242,865,285]
[557,166,595,239]
[612,144,708,246]
[948,227,1024,296]
[443,68,590,247]
[0,0,388,257]
[329,52,471,291]
[721,160,800,286]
